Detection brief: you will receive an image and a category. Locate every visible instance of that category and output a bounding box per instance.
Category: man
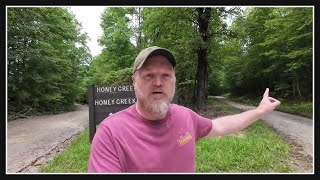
[88,46,281,173]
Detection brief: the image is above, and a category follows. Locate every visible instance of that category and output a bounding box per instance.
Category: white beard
[134,86,174,116]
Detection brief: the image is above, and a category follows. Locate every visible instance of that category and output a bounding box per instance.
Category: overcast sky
[68,6,106,57]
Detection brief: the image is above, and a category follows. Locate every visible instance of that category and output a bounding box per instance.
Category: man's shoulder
[170,104,198,119]
[171,103,193,113]
[100,105,134,127]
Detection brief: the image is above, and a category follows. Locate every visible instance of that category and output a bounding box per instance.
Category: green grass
[39,98,294,173]
[228,96,312,118]
[38,129,91,173]
[196,122,291,173]
[195,97,292,173]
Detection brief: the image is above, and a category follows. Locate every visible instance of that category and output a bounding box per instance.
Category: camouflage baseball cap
[133,46,176,73]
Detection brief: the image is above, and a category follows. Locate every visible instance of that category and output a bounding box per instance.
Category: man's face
[132,55,176,115]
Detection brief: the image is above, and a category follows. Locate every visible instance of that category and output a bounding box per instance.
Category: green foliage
[84,8,137,88]
[7,7,91,116]
[278,101,312,118]
[221,7,312,99]
[229,95,313,118]
[98,7,136,70]
[177,80,195,107]
[142,8,231,110]
[8,7,312,117]
[87,66,133,86]
[142,8,199,83]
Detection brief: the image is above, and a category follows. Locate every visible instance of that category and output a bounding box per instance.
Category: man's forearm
[207,108,266,137]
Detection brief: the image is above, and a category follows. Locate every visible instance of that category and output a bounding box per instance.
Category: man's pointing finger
[263,88,269,98]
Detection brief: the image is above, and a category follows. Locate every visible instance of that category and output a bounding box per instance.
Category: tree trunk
[293,73,296,98]
[194,48,209,111]
[193,8,211,112]
[296,74,302,98]
[136,7,142,47]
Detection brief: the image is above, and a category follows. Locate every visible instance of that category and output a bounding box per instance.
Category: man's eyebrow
[141,68,152,72]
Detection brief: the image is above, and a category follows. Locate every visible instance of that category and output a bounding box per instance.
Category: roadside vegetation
[227,95,312,118]
[39,129,91,173]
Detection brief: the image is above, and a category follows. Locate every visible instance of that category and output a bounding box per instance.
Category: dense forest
[7,7,313,117]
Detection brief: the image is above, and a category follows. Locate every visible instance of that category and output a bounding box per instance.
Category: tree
[221,7,312,99]
[85,7,137,87]
[98,7,136,69]
[142,7,231,111]
[7,7,91,116]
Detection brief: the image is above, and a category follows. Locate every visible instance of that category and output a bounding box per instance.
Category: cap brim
[137,48,176,70]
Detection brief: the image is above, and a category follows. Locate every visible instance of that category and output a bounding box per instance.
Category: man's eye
[145,74,153,78]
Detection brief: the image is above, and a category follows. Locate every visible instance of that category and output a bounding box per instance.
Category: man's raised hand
[257,88,281,115]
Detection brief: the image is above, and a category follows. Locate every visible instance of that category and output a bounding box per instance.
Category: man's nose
[153,76,163,86]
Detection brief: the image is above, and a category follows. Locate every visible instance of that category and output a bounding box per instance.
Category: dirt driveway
[7,104,89,173]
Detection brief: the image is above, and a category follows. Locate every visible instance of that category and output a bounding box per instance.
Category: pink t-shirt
[88,103,212,173]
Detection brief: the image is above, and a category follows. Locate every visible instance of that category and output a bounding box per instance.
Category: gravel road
[7,104,89,173]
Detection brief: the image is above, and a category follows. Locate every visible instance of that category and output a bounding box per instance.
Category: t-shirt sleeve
[88,124,122,173]
[190,110,212,141]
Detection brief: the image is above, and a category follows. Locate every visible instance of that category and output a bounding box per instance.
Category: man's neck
[135,102,168,121]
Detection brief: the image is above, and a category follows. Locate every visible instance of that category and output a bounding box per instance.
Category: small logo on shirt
[177,129,193,146]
